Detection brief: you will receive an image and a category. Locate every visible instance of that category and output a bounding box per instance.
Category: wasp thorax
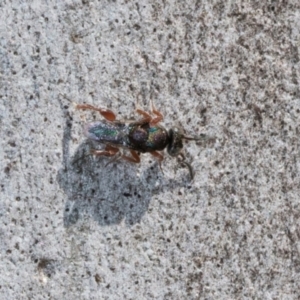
[167,127,184,157]
[129,126,148,143]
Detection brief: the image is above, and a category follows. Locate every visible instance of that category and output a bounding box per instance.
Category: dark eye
[167,128,183,156]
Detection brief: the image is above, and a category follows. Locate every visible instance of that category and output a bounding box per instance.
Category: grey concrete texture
[1,0,300,299]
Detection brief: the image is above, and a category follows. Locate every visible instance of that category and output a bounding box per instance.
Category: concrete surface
[1,0,300,299]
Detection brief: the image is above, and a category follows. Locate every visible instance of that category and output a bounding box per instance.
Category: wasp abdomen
[85,121,128,146]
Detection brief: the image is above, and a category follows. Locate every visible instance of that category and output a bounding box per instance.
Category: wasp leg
[76,104,116,121]
[150,101,164,125]
[136,107,163,126]
[150,151,164,162]
[91,145,119,157]
[136,109,152,122]
[91,145,123,166]
[150,151,164,172]
[104,145,122,166]
[121,150,141,163]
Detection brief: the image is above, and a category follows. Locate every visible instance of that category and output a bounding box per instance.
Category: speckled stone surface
[1,1,300,299]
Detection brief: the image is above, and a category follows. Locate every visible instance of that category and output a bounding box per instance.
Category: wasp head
[167,127,184,157]
[167,127,205,157]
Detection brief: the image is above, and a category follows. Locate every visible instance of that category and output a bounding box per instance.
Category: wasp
[76,103,202,180]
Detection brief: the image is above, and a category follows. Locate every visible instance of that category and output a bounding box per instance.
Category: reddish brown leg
[150,111,163,125]
[150,151,164,162]
[150,151,164,171]
[136,109,152,122]
[91,145,119,157]
[121,150,141,163]
[136,104,164,126]
[136,108,163,125]
[76,104,116,121]
[150,102,164,125]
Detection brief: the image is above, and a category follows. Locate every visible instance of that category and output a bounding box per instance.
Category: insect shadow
[56,106,191,228]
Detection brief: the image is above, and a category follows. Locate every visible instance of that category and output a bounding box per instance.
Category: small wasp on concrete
[76,102,203,180]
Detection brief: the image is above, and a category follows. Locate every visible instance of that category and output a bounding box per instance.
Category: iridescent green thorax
[128,124,169,152]
[145,126,169,150]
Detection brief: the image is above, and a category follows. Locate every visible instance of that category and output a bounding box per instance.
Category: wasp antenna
[182,161,195,181]
[183,136,199,141]
[177,153,195,181]
[183,133,207,141]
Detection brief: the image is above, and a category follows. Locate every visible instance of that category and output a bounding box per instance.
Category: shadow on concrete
[56,100,192,227]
